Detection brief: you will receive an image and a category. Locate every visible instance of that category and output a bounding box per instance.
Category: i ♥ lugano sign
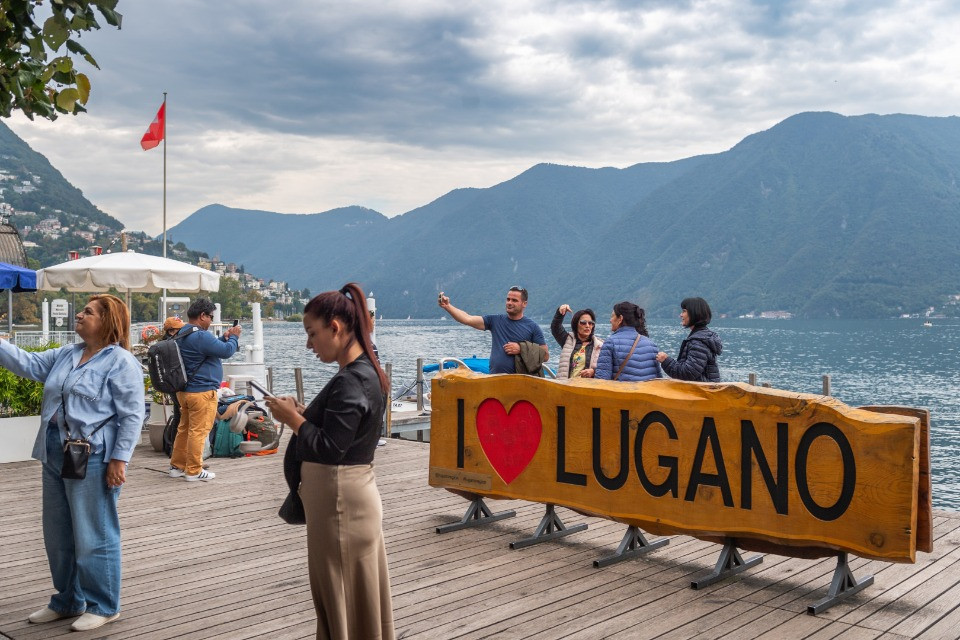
[428,369,931,563]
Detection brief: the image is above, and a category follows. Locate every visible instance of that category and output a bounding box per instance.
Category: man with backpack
[168,298,241,481]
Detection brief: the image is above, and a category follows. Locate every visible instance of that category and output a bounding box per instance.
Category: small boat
[923,321,933,327]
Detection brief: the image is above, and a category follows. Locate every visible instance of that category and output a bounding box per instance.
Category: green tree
[209,277,243,319]
[0,0,122,120]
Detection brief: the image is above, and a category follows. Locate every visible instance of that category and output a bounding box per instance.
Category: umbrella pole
[7,289,12,335]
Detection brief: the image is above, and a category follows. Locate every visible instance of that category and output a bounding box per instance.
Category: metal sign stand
[593,525,669,568]
[436,496,516,534]
[510,504,587,550]
[807,553,874,615]
[691,539,763,589]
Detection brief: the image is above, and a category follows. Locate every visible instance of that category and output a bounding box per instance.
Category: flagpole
[162,92,167,258]
[162,92,168,322]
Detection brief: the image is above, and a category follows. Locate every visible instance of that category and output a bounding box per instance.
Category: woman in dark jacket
[595,301,661,382]
[656,297,722,382]
[265,283,394,640]
[550,304,603,378]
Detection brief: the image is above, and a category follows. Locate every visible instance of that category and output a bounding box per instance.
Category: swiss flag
[140,103,165,150]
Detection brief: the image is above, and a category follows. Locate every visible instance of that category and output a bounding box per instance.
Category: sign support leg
[807,553,874,615]
[593,525,669,568]
[691,539,763,589]
[510,503,587,549]
[436,496,516,534]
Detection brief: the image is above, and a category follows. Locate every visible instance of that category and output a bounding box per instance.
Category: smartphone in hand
[248,379,274,398]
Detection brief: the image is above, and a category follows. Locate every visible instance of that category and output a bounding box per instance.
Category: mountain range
[168,112,960,318]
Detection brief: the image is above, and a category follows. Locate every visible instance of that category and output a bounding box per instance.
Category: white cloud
[6,0,960,234]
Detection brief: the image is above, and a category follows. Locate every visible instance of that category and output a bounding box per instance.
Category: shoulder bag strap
[613,334,642,381]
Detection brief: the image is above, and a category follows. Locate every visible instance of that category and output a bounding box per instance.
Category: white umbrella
[37,250,220,294]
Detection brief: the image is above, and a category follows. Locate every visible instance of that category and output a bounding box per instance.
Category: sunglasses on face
[579,320,595,326]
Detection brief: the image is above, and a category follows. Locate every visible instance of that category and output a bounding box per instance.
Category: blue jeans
[41,423,122,616]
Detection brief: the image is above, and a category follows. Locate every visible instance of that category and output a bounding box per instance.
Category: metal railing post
[385,362,393,437]
[416,358,425,412]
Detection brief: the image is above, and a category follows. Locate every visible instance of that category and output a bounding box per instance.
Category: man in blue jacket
[168,298,241,481]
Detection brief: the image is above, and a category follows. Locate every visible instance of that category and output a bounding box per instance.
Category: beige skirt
[299,462,395,640]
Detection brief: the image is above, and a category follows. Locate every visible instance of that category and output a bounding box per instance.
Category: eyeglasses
[508,286,527,294]
[578,320,595,326]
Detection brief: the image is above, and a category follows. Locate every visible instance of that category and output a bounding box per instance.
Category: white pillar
[367,291,377,345]
[42,298,49,341]
[250,302,264,364]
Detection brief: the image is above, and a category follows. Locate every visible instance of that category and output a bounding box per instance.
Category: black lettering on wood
[741,420,789,514]
[685,417,734,507]
[556,406,587,486]
[635,411,678,498]
[796,422,856,521]
[457,398,464,469]
[593,409,630,490]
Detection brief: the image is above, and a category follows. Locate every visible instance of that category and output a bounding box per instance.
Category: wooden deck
[2,436,960,639]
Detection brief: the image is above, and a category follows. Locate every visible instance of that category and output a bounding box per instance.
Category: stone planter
[147,402,173,452]
[0,415,42,463]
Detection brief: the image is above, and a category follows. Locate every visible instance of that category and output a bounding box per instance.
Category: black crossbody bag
[61,414,115,480]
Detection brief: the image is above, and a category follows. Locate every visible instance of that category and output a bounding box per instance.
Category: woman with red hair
[0,294,144,632]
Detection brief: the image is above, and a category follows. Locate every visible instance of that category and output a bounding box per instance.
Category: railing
[10,331,81,348]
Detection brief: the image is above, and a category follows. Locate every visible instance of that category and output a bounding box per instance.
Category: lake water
[250,317,960,511]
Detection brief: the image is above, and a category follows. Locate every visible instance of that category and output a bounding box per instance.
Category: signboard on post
[50,299,68,319]
[428,370,929,563]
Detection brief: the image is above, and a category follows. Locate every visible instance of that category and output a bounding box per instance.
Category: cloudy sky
[7,0,960,235]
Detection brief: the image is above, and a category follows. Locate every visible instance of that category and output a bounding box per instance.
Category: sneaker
[70,612,120,631]
[184,469,216,482]
[28,606,80,624]
[168,466,184,478]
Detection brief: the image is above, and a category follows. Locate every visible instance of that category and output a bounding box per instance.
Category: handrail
[438,357,471,371]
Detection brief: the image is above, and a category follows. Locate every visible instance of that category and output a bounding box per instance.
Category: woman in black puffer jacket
[656,297,722,382]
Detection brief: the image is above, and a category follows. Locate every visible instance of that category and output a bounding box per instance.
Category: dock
[1,436,959,639]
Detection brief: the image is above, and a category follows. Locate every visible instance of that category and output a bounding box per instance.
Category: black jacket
[661,328,722,382]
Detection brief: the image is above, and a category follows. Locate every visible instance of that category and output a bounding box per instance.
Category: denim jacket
[0,339,145,463]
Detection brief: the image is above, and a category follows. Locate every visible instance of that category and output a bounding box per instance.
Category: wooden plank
[1,436,959,640]
[859,406,933,553]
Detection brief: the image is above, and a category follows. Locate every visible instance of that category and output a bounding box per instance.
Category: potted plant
[144,375,176,452]
[0,345,49,464]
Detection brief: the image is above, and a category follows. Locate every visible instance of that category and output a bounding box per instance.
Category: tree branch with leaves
[0,0,122,121]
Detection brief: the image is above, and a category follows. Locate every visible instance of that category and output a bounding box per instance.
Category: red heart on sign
[476,399,542,484]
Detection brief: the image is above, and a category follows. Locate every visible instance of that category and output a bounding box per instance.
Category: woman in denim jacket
[0,294,144,632]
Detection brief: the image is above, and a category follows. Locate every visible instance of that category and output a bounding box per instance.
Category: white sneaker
[168,466,184,478]
[184,469,216,481]
[70,612,120,631]
[28,606,78,624]
[377,438,387,447]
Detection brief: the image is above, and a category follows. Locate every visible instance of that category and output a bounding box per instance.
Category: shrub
[0,343,59,418]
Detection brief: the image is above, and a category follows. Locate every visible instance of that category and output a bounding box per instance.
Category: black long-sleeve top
[295,354,386,465]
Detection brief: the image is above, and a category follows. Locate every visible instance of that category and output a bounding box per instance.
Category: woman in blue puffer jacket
[656,297,722,382]
[595,301,661,381]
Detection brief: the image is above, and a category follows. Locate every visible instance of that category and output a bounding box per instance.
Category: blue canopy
[422,357,490,374]
[0,261,37,292]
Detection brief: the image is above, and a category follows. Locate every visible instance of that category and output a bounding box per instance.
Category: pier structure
[2,437,959,639]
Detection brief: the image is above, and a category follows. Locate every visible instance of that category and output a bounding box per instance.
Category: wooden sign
[428,371,926,563]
